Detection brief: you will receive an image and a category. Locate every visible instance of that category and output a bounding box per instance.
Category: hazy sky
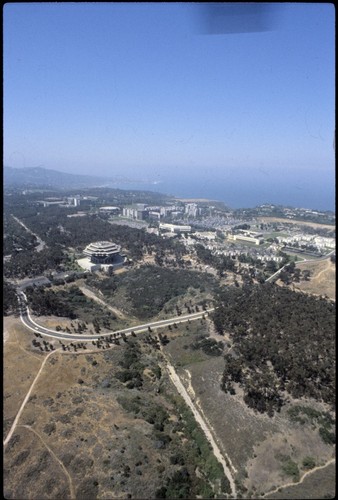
[3,3,335,209]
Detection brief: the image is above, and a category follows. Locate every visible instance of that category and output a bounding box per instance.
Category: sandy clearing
[3,316,20,344]
[257,217,335,230]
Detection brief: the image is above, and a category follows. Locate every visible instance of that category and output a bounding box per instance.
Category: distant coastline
[4,166,335,213]
[176,197,219,203]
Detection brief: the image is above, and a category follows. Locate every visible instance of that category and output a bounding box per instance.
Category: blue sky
[3,3,335,209]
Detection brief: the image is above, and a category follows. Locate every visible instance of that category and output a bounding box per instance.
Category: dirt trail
[3,349,60,447]
[19,424,75,499]
[164,356,237,497]
[79,286,127,319]
[11,215,46,252]
[262,458,336,498]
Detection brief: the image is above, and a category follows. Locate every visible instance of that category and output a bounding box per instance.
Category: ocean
[111,169,335,212]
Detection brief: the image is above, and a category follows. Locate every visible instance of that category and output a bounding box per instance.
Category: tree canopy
[214,283,335,415]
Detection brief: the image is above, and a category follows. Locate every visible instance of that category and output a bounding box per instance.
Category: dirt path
[262,457,336,498]
[313,261,332,282]
[79,286,127,319]
[19,424,75,499]
[3,340,116,449]
[3,349,60,447]
[11,215,46,252]
[163,354,237,497]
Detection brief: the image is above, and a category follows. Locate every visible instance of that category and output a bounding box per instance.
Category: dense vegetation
[3,281,18,316]
[195,244,237,276]
[4,246,66,279]
[86,265,217,319]
[3,215,39,255]
[116,339,230,499]
[25,285,117,331]
[287,405,335,445]
[213,283,335,416]
[4,201,186,266]
[190,335,224,356]
[3,190,189,279]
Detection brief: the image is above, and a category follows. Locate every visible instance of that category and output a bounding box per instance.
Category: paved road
[17,291,213,341]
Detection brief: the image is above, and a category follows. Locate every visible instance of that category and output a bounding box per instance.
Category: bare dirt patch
[292,259,336,300]
[257,217,335,230]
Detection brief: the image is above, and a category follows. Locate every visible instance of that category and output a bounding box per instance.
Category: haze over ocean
[107,167,335,212]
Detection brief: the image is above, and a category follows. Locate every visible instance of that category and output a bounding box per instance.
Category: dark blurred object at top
[195,3,282,35]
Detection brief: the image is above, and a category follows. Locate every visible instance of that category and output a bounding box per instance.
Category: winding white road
[17,290,214,341]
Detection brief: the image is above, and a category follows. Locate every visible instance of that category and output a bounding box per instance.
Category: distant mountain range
[3,166,138,189]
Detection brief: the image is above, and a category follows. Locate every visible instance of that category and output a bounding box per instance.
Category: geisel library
[77,240,126,272]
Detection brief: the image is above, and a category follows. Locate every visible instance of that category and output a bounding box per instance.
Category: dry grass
[3,319,45,438]
[266,462,336,499]
[4,316,227,499]
[257,217,335,230]
[4,328,173,499]
[163,320,335,498]
[292,259,336,300]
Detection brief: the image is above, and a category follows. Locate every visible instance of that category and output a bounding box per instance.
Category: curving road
[17,291,214,341]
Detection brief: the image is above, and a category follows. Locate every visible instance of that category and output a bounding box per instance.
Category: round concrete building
[83,241,121,264]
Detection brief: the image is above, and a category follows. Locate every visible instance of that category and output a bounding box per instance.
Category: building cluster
[277,234,335,251]
[120,202,205,222]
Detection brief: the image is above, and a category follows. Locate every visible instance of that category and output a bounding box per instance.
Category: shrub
[282,459,299,481]
[319,427,336,445]
[302,456,316,469]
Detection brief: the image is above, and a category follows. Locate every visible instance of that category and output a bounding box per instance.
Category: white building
[228,231,264,245]
[194,231,217,241]
[99,206,120,215]
[159,223,191,233]
[122,206,147,220]
[185,203,198,217]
